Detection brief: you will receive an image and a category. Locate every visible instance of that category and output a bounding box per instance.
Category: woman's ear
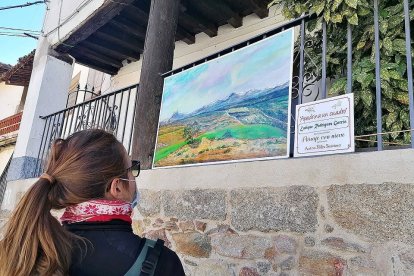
[106,178,125,200]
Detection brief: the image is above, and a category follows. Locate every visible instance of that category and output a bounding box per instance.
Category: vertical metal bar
[83,86,87,102]
[102,96,110,130]
[68,107,76,135]
[321,19,327,99]
[347,23,353,94]
[403,0,414,148]
[128,87,139,154]
[115,91,124,137]
[91,99,99,128]
[298,19,305,104]
[96,97,104,128]
[57,112,65,138]
[110,93,117,131]
[121,88,132,143]
[61,110,69,138]
[85,101,92,130]
[74,103,82,131]
[40,114,57,173]
[374,0,383,150]
[35,116,49,176]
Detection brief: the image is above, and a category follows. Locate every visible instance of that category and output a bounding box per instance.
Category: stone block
[137,189,161,217]
[321,237,368,253]
[231,186,318,233]
[327,183,414,244]
[172,232,211,258]
[164,189,226,220]
[274,235,297,254]
[304,236,316,247]
[239,267,259,276]
[211,233,272,259]
[143,228,171,248]
[279,256,296,271]
[179,221,195,232]
[195,220,207,232]
[193,261,235,276]
[299,250,346,276]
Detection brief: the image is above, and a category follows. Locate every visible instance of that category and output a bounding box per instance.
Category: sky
[0,1,46,65]
[159,28,294,122]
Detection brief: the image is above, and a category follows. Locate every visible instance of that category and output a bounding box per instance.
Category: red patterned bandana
[60,199,132,224]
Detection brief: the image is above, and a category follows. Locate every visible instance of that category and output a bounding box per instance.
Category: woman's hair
[0,129,129,275]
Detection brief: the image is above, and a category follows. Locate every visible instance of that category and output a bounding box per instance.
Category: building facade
[1,1,414,275]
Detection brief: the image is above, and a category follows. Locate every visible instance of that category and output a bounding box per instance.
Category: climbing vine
[269,0,414,146]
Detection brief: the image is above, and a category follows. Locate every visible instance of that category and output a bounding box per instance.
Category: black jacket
[64,220,185,276]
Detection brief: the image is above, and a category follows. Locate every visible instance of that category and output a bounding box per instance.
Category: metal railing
[0,155,12,205]
[34,84,139,176]
[164,1,414,151]
[33,1,413,175]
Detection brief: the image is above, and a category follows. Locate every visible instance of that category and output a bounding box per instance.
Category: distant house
[0,51,34,200]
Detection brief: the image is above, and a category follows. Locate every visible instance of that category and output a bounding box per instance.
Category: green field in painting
[200,124,285,140]
[154,124,285,163]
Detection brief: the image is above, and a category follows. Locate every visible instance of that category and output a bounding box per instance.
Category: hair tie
[40,173,55,184]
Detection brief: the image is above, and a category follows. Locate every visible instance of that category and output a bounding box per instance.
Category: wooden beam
[132,0,181,169]
[111,17,147,40]
[194,1,243,28]
[180,5,217,37]
[95,28,145,53]
[122,4,149,26]
[80,40,139,62]
[249,0,269,19]
[72,54,119,75]
[176,25,195,44]
[74,45,123,68]
[55,0,135,53]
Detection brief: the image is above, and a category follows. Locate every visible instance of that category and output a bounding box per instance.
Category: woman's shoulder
[152,241,185,276]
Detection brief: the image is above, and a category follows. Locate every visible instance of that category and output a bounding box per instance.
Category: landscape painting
[153,28,294,168]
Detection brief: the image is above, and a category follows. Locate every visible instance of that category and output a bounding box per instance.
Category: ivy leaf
[385,112,398,128]
[390,121,403,139]
[311,1,325,16]
[361,89,373,108]
[348,13,358,25]
[332,0,343,11]
[330,78,347,95]
[383,37,393,52]
[345,0,358,9]
[324,9,331,22]
[400,109,410,128]
[395,92,410,105]
[381,80,394,99]
[331,14,343,23]
[393,39,407,54]
[403,132,411,144]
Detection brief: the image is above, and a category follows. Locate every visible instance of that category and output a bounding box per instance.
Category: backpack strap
[140,239,164,276]
[124,238,163,276]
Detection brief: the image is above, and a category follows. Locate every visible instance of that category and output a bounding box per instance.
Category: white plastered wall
[0,146,14,176]
[0,83,24,121]
[42,0,106,47]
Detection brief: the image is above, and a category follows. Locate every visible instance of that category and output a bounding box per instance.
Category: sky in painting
[0,1,46,65]
[160,28,294,122]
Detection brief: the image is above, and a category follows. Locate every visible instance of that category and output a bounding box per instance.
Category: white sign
[294,94,355,157]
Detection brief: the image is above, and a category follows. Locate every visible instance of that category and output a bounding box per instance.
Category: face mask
[131,189,140,209]
[119,178,140,208]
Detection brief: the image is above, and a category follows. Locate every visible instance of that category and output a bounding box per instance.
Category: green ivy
[269,0,414,147]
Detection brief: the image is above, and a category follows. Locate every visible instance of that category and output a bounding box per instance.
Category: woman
[0,129,185,276]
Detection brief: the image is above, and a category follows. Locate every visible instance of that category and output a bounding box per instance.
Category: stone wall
[2,150,414,275]
[133,184,414,276]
